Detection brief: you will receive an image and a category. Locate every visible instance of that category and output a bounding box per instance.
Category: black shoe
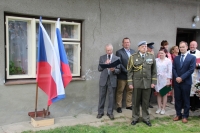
[107,113,114,120]
[143,120,152,127]
[117,107,122,113]
[126,106,132,110]
[131,120,138,125]
[149,105,153,108]
[96,114,104,119]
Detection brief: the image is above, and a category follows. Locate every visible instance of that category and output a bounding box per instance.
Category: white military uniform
[187,49,200,96]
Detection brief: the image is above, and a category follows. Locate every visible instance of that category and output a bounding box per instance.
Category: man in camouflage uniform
[127,41,157,127]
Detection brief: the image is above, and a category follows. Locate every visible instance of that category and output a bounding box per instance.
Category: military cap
[138,41,147,47]
[147,42,154,49]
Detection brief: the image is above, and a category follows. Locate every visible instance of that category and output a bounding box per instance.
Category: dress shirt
[107,54,113,60]
[107,54,113,75]
[180,52,188,62]
[139,52,146,58]
[124,48,131,58]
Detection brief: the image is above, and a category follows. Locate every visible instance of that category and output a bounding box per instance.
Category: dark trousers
[98,76,115,115]
[190,95,200,109]
[132,88,151,121]
[149,89,153,103]
[174,83,191,118]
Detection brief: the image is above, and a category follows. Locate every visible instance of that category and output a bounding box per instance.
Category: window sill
[4,77,85,86]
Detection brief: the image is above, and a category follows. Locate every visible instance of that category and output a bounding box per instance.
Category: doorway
[176,28,200,49]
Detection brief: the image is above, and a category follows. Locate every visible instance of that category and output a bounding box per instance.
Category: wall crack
[98,0,102,30]
[93,25,97,45]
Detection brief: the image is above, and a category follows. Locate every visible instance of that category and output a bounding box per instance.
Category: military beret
[138,41,147,47]
[147,42,154,49]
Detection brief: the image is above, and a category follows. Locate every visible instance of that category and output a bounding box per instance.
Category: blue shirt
[124,48,131,58]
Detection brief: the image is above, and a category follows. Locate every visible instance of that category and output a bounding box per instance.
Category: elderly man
[115,38,135,113]
[127,41,157,126]
[97,44,121,120]
[187,41,200,111]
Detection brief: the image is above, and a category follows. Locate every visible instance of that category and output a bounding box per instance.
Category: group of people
[96,37,200,127]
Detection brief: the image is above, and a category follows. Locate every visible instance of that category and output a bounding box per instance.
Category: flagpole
[34,83,39,118]
[46,105,50,116]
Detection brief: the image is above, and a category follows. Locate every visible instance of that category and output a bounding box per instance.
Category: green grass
[22,116,200,133]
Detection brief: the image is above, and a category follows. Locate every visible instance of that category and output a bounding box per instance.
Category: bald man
[187,41,200,111]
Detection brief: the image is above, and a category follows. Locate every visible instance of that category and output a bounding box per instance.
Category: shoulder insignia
[130,53,137,57]
[132,53,137,55]
[147,52,153,55]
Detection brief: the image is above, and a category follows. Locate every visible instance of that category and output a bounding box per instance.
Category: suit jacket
[98,54,121,87]
[116,48,135,80]
[173,53,196,85]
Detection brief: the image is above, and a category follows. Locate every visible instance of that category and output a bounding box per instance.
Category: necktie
[180,55,185,67]
[142,54,144,59]
[190,51,196,54]
[108,55,111,75]
[108,55,111,60]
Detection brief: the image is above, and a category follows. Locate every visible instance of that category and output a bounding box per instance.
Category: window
[61,22,81,41]
[5,15,82,80]
[63,42,81,76]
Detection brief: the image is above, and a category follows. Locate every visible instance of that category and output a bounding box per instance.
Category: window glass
[61,23,80,41]
[8,20,28,75]
[36,23,52,63]
[64,43,80,75]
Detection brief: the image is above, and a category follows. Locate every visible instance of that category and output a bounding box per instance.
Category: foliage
[9,61,25,75]
[195,82,200,97]
[22,116,200,133]
[194,82,200,89]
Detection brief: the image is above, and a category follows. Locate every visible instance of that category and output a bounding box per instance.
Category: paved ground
[0,103,200,133]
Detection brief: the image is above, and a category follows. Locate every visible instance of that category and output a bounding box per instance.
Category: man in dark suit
[115,38,135,113]
[97,44,121,120]
[173,41,196,123]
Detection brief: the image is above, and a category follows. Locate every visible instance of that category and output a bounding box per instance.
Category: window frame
[63,42,81,76]
[6,16,36,79]
[60,21,81,41]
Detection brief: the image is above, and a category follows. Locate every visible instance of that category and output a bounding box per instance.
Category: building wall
[0,0,199,125]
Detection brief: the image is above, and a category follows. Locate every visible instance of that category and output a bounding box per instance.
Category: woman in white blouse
[155,47,172,115]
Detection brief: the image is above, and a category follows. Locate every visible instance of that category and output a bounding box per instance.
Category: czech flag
[54,18,72,88]
[36,18,66,105]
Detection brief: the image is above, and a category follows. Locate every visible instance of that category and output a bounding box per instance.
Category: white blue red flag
[36,18,67,105]
[54,18,72,88]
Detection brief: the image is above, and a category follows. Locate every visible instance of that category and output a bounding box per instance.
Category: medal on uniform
[146,58,153,64]
[146,59,153,62]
